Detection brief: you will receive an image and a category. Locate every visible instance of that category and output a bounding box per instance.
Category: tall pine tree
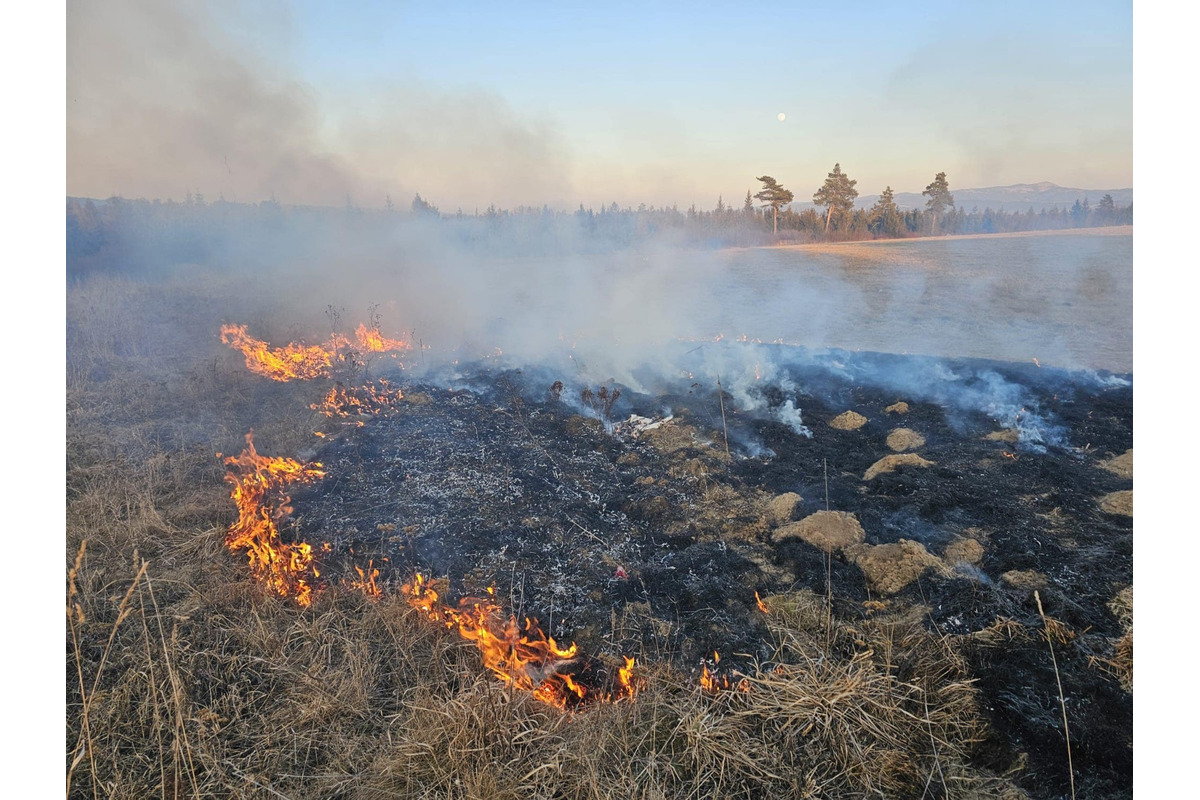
[813,164,858,234]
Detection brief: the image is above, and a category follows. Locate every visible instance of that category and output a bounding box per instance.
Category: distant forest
[66,176,1132,279]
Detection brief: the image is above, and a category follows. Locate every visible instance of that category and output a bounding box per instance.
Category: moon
[777,112,786,122]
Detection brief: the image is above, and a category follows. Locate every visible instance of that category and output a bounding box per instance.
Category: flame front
[221,322,411,382]
[221,432,325,606]
[220,324,337,382]
[403,575,585,708]
[402,574,639,709]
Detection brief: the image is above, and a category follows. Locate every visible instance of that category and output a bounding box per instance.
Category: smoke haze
[67,0,574,208]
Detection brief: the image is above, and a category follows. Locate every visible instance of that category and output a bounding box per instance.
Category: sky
[65,0,1132,211]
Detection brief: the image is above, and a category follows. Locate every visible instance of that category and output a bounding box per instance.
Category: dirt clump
[763,492,802,526]
[863,453,934,481]
[847,540,942,595]
[773,510,865,552]
[1099,586,1133,691]
[884,401,910,415]
[1099,490,1133,516]
[943,537,984,566]
[641,421,703,455]
[886,428,926,452]
[1098,449,1133,480]
[669,458,709,479]
[829,410,868,430]
[1001,569,1049,590]
[565,415,605,436]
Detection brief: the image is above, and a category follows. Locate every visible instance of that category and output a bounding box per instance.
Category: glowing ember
[699,651,748,694]
[313,380,405,419]
[220,432,325,606]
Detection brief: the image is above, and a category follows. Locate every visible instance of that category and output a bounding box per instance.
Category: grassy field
[67,271,1087,799]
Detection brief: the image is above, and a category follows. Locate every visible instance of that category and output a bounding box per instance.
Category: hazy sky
[66,0,1132,210]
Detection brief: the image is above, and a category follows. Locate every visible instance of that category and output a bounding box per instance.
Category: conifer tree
[922,172,954,234]
[754,176,794,235]
[813,163,858,234]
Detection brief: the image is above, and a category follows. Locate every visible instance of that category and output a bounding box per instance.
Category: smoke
[66,3,1132,464]
[66,0,574,208]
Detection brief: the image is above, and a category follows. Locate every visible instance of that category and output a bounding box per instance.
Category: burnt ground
[278,349,1132,799]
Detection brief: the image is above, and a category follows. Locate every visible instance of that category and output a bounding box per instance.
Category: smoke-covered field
[66,223,1132,799]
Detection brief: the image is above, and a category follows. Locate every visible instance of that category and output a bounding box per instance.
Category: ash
[287,351,1133,787]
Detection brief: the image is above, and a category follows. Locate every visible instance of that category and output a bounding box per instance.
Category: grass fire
[67,226,1131,799]
[64,2,1138,791]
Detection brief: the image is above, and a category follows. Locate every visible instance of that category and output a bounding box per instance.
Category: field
[66,233,1132,799]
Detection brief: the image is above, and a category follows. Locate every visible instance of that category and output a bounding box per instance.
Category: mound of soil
[1099,490,1133,516]
[1001,569,1049,590]
[829,410,868,430]
[772,510,865,551]
[862,452,934,480]
[1098,449,1133,480]
[763,492,802,526]
[847,539,942,595]
[886,428,926,452]
[944,537,985,566]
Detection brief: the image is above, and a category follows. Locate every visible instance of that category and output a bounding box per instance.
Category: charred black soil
[273,349,1132,799]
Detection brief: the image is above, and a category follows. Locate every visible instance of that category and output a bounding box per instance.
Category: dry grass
[66,274,1023,799]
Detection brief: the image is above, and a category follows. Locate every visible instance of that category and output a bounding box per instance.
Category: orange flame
[221,433,325,606]
[755,591,769,614]
[698,650,747,694]
[403,574,585,708]
[355,323,411,353]
[221,322,410,381]
[618,656,638,698]
[402,574,639,708]
[313,380,405,418]
[220,324,337,382]
[351,560,382,598]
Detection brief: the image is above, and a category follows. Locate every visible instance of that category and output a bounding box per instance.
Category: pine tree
[922,172,954,235]
[813,164,858,234]
[867,186,902,238]
[754,176,794,236]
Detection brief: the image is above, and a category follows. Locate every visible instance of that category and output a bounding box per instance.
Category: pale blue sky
[66,0,1132,208]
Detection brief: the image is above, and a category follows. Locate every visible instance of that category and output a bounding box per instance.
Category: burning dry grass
[68,533,1019,799]
[67,275,1027,798]
[67,435,1014,798]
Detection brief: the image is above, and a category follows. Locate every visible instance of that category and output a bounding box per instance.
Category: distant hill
[851,182,1133,213]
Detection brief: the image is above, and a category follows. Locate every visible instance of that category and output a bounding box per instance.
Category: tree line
[744,166,1130,241]
[66,172,1132,277]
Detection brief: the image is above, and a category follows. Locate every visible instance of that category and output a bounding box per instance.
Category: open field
[768,225,1134,251]
[710,229,1132,373]
[67,231,1132,798]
